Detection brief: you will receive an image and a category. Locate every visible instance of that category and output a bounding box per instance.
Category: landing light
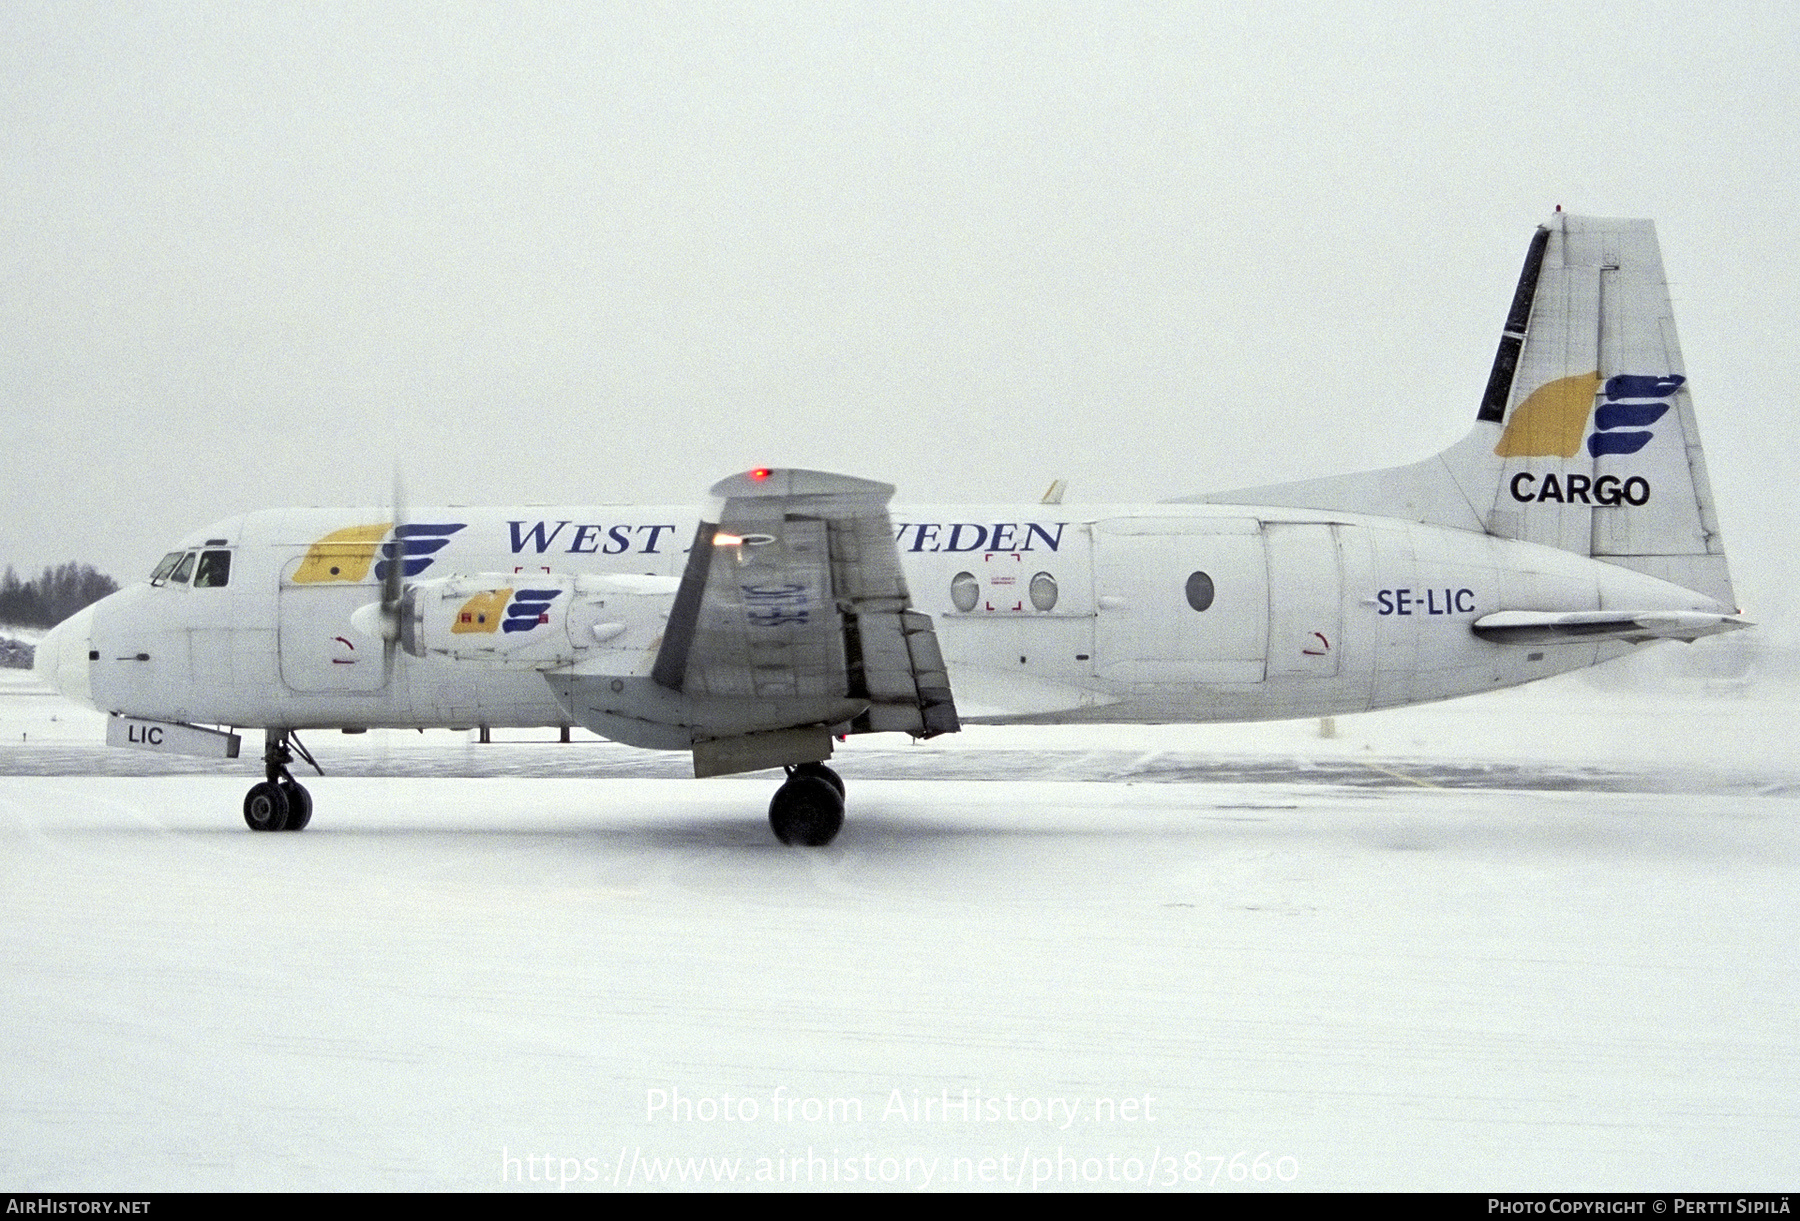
[713,531,775,548]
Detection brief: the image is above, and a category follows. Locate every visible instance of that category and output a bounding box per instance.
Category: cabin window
[194,550,232,588]
[1185,570,1215,612]
[950,571,979,613]
[1029,571,1059,612]
[169,551,198,585]
[149,552,185,585]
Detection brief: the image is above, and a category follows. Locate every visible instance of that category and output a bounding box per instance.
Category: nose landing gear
[768,762,846,846]
[243,730,319,832]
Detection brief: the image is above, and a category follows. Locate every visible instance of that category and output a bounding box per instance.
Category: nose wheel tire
[279,781,313,831]
[769,772,845,846]
[244,781,291,832]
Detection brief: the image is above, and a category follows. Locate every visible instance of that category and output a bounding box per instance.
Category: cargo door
[277,554,387,693]
[1092,517,1268,683]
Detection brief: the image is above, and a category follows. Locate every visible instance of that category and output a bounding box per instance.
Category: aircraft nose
[34,604,96,708]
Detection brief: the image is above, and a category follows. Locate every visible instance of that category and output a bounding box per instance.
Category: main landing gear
[243,729,320,832]
[769,762,846,846]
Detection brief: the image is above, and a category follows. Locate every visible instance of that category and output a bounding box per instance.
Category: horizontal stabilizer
[1472,609,1751,645]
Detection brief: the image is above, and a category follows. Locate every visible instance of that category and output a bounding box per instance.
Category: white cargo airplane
[35,214,1748,844]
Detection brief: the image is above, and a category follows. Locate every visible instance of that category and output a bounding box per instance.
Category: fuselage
[40,499,1723,737]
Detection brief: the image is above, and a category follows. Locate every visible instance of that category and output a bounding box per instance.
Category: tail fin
[1179,214,1736,609]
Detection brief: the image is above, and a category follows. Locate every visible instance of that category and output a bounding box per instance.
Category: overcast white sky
[4,1,1798,632]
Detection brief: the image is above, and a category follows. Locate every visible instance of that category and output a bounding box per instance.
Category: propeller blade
[381,467,408,681]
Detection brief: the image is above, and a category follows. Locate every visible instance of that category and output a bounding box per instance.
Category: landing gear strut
[244,729,319,832]
[769,762,846,846]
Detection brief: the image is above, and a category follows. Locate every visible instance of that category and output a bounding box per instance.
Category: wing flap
[636,469,959,772]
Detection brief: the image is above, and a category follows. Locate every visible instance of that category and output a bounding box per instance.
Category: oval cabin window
[1029,571,1058,612]
[1185,571,1215,612]
[950,571,980,613]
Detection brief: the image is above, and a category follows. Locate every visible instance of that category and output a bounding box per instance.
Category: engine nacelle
[397,573,678,670]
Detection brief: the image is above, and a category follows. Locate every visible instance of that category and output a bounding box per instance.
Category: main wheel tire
[280,781,312,831]
[769,775,845,847]
[244,781,290,832]
[791,761,846,799]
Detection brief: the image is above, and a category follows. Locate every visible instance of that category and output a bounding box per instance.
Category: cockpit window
[149,552,185,585]
[169,551,197,585]
[193,550,231,588]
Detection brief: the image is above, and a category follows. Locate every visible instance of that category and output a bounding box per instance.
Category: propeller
[349,467,409,681]
[378,468,408,680]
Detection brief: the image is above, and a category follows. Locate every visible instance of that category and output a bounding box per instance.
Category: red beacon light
[749,468,773,481]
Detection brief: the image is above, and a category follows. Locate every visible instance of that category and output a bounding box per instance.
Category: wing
[556,469,958,777]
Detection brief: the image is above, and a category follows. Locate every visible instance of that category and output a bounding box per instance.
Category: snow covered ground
[2,652,1796,1191]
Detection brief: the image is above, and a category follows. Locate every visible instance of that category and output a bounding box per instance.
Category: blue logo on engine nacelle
[502,589,561,633]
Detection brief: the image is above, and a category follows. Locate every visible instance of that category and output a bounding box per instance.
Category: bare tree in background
[0,563,120,629]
